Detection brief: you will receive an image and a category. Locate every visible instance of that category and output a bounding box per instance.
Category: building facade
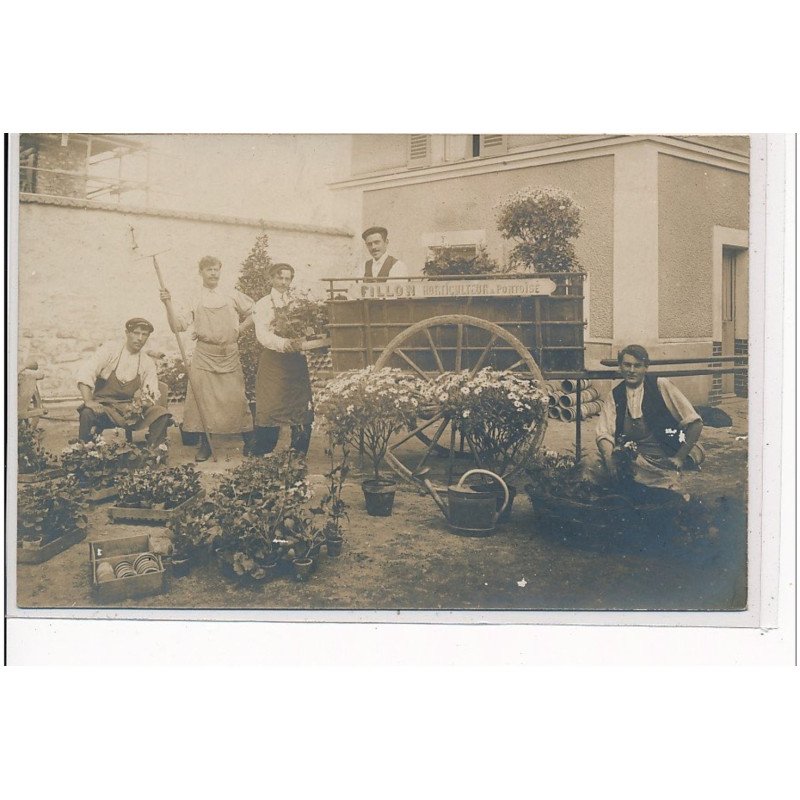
[333,134,750,404]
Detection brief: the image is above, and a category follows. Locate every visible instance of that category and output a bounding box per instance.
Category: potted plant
[422,244,499,277]
[212,451,315,583]
[156,353,189,404]
[17,475,89,563]
[316,367,425,516]
[496,186,583,273]
[111,463,203,523]
[426,368,550,520]
[167,500,221,576]
[272,290,331,350]
[310,438,350,557]
[17,419,60,483]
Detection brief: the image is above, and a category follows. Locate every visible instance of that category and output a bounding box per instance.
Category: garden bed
[18,528,87,565]
[109,489,206,525]
[18,467,63,485]
[86,485,119,504]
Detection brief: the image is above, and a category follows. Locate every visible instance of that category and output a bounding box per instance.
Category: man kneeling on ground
[595,344,704,492]
[76,317,171,447]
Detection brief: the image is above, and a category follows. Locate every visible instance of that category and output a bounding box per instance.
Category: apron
[183,301,252,434]
[255,297,314,427]
[621,413,685,491]
[94,351,169,431]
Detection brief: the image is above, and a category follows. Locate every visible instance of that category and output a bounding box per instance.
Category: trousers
[78,407,171,446]
[252,424,312,457]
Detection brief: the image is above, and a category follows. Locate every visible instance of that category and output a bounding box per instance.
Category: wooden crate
[108,489,205,525]
[89,533,168,603]
[86,484,119,504]
[18,467,64,485]
[18,527,88,565]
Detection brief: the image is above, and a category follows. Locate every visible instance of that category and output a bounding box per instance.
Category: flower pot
[171,557,191,578]
[362,479,396,517]
[21,537,43,550]
[326,536,343,557]
[292,557,314,582]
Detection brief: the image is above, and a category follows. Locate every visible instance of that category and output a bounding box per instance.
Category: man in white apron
[160,256,255,461]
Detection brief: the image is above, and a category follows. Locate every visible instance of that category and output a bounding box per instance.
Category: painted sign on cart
[352,277,558,300]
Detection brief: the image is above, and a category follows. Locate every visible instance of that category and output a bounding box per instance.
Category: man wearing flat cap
[360,226,410,282]
[76,318,171,445]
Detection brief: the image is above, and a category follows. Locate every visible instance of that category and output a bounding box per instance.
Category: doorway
[721,245,748,396]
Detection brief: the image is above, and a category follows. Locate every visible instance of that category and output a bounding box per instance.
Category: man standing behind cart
[360,226,410,282]
[251,263,314,456]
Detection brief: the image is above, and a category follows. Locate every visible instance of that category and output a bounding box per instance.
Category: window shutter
[480,134,507,155]
[408,134,431,167]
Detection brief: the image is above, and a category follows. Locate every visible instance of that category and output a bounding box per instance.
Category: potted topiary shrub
[316,367,425,516]
[496,186,583,273]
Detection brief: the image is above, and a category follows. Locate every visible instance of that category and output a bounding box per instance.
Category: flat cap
[125,317,155,333]
[362,226,388,240]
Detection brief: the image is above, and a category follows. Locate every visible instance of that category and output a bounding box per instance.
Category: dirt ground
[14,396,749,612]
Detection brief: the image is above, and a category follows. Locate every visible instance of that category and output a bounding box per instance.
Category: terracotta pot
[362,479,396,517]
[292,557,314,582]
[326,537,343,557]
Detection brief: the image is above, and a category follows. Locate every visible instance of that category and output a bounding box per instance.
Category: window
[407,134,431,167]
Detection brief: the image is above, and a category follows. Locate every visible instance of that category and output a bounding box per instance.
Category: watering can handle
[457,469,510,516]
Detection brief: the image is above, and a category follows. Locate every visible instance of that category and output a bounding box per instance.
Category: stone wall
[16,196,355,398]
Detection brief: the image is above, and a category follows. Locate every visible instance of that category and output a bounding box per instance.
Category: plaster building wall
[657,155,749,339]
[360,154,615,342]
[17,198,355,398]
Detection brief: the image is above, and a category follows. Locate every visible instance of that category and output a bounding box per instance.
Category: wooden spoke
[507,357,527,371]
[414,417,449,473]
[395,348,431,382]
[469,333,499,377]
[390,409,446,449]
[424,328,445,373]
[455,324,463,372]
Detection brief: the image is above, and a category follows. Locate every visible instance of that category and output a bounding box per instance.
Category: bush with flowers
[157,354,188,402]
[18,419,55,475]
[315,367,426,481]
[424,368,549,476]
[496,186,583,273]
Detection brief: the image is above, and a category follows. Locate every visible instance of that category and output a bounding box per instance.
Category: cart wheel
[374,315,546,483]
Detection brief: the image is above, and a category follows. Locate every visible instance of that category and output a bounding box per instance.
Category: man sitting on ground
[595,344,704,491]
[76,317,171,447]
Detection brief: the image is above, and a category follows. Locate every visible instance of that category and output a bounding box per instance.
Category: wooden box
[89,533,168,603]
[18,528,87,565]
[108,489,205,525]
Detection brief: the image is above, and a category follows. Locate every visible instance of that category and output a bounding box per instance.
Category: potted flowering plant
[425,369,549,519]
[156,353,189,403]
[17,420,60,482]
[212,451,319,582]
[272,290,330,349]
[111,463,203,522]
[167,500,221,576]
[312,438,350,556]
[316,367,425,516]
[17,474,89,562]
[422,244,499,277]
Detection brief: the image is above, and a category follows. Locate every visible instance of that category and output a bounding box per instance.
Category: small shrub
[422,244,499,277]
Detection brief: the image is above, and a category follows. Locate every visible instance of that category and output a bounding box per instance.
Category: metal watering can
[413,468,510,536]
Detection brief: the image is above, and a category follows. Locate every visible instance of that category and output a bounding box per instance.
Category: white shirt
[253,289,293,353]
[77,341,161,400]
[595,377,701,447]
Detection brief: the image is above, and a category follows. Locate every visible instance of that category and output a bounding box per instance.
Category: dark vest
[364,255,397,282]
[613,375,682,455]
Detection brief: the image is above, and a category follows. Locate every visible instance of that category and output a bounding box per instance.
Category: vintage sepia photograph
[9,132,755,616]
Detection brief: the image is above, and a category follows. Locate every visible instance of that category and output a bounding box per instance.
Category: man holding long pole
[159,255,256,461]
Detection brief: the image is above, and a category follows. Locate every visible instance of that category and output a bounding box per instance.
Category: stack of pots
[542,380,603,422]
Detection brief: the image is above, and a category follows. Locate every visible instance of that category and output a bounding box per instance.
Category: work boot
[242,431,255,457]
[195,434,212,462]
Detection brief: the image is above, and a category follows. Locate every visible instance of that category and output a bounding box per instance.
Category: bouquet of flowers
[121,384,159,426]
[272,291,330,341]
[424,368,549,475]
[316,367,425,480]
